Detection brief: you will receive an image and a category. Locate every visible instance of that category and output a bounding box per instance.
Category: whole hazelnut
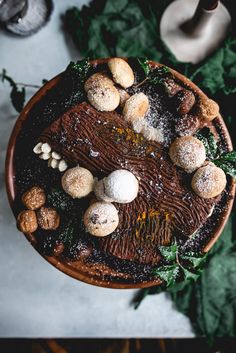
[37,207,60,230]
[22,186,46,210]
[53,242,65,257]
[17,210,38,233]
[198,97,219,121]
[173,89,196,115]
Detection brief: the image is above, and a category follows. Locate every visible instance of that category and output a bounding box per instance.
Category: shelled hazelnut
[22,186,46,210]
[17,210,38,233]
[37,207,60,230]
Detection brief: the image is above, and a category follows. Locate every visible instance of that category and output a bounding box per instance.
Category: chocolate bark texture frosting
[39,102,216,265]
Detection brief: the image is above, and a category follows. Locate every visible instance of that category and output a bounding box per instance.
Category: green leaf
[214,160,236,178]
[195,127,218,160]
[180,251,206,268]
[1,69,25,112]
[47,188,75,213]
[158,242,177,262]
[148,66,170,85]
[213,151,236,178]
[136,57,150,76]
[10,85,25,113]
[65,58,91,83]
[58,219,77,247]
[153,265,180,287]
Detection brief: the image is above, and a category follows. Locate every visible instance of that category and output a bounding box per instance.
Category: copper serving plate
[5,59,235,288]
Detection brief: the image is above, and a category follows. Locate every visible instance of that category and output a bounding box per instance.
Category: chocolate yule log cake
[6,58,235,288]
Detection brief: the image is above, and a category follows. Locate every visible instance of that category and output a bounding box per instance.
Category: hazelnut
[37,207,60,230]
[123,93,149,123]
[22,186,46,210]
[198,97,219,121]
[53,242,65,257]
[173,89,196,115]
[83,202,119,237]
[84,73,114,92]
[163,78,182,97]
[175,114,200,137]
[94,179,114,203]
[169,136,206,173]
[62,166,94,199]
[108,58,134,88]
[87,85,120,111]
[191,164,226,198]
[17,210,38,233]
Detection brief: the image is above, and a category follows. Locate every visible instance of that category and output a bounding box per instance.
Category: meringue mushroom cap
[191,164,227,198]
[83,202,119,237]
[108,58,134,88]
[84,73,114,92]
[198,97,219,121]
[87,85,120,111]
[123,93,149,123]
[169,136,206,173]
[62,166,94,199]
[103,169,139,203]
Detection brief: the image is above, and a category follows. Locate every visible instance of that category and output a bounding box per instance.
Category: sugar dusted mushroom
[108,58,134,88]
[94,179,114,203]
[84,73,114,92]
[62,166,94,199]
[123,93,149,123]
[191,164,226,198]
[103,169,139,203]
[169,136,206,173]
[116,87,130,108]
[84,201,119,237]
[87,85,120,111]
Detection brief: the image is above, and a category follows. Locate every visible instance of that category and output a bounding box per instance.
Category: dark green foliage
[1,69,25,112]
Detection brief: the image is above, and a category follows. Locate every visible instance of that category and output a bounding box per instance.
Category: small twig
[14,82,41,89]
[134,77,148,88]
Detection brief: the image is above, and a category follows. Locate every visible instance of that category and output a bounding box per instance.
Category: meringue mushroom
[108,58,134,88]
[102,169,139,203]
[123,93,149,123]
[62,166,94,199]
[84,73,114,92]
[191,164,226,198]
[116,87,130,108]
[94,179,114,203]
[87,85,120,111]
[198,97,219,121]
[169,136,206,173]
[83,202,119,237]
